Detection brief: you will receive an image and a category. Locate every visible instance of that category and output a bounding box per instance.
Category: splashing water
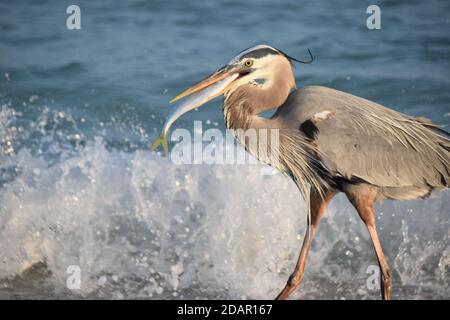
[0,105,448,300]
[1,0,450,299]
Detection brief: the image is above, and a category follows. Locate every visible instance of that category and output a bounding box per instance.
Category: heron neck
[223,76,294,131]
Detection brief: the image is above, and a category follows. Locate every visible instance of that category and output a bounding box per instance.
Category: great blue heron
[152,44,450,300]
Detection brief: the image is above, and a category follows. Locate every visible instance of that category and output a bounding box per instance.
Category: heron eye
[244,60,253,67]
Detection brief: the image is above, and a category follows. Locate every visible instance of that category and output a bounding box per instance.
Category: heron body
[152,44,450,299]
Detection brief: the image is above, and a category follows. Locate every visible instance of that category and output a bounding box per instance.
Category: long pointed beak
[170,67,236,103]
[151,66,239,153]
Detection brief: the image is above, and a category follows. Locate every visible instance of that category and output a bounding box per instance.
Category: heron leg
[275,189,335,300]
[345,189,392,300]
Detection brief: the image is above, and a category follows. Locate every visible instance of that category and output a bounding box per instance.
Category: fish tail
[151,134,169,153]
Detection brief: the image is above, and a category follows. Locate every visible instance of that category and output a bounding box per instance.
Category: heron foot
[381,270,392,300]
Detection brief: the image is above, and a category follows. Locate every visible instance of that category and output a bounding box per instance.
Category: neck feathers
[223,57,295,130]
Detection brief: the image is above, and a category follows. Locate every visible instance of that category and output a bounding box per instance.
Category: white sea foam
[0,106,448,299]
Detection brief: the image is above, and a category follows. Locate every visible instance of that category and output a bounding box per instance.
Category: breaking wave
[0,105,449,299]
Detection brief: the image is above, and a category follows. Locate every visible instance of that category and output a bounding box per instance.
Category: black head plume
[279,48,315,64]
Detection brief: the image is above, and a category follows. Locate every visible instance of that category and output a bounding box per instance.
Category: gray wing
[276,86,450,197]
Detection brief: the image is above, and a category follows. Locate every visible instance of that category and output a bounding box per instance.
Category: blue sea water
[0,0,449,299]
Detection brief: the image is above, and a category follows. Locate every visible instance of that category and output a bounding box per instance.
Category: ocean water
[0,0,449,299]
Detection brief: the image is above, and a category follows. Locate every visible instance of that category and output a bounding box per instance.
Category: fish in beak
[151,66,239,153]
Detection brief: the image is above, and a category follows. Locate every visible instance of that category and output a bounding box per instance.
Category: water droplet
[29,95,39,103]
[98,276,107,286]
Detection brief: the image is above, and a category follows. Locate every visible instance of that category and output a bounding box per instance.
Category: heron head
[152,44,313,152]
